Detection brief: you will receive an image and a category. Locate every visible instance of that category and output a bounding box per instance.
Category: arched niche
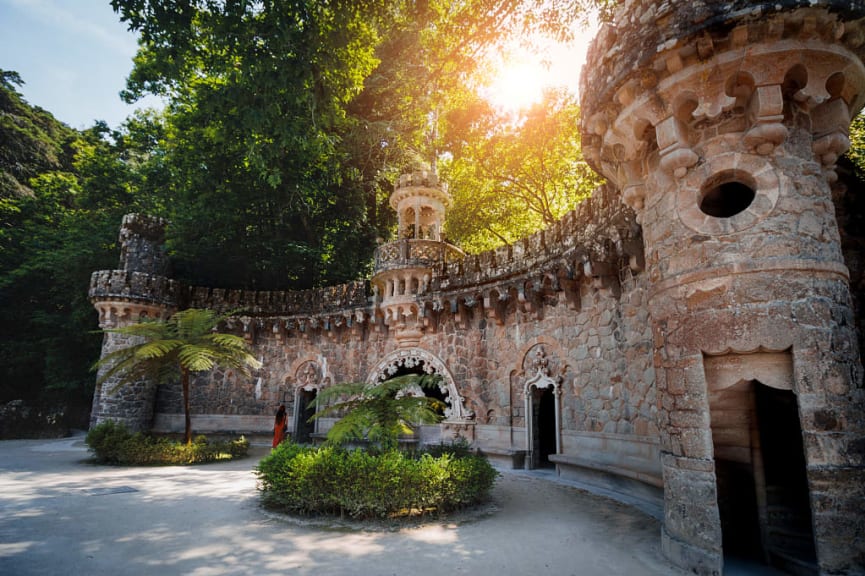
[523,345,562,469]
[367,348,469,421]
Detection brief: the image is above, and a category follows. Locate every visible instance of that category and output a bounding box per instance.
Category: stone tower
[371,171,464,346]
[580,1,865,574]
[89,214,177,431]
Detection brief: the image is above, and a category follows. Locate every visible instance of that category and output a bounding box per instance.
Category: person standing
[272,404,287,448]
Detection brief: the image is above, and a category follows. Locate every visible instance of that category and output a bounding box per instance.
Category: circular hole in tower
[699,173,756,218]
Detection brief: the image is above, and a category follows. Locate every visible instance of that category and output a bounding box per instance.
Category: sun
[486,58,548,112]
[482,21,599,113]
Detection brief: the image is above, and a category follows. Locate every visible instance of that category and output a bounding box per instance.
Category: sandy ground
[0,434,695,576]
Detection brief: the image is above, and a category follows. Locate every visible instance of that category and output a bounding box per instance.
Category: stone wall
[118,184,661,494]
[89,1,865,574]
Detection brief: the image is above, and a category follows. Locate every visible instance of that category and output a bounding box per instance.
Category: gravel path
[0,435,690,576]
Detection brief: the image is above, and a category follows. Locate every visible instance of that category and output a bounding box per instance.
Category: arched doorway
[367,348,468,421]
[705,352,816,573]
[523,346,561,470]
[289,360,327,444]
[293,387,317,444]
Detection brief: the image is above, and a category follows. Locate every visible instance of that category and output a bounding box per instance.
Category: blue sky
[0,0,157,129]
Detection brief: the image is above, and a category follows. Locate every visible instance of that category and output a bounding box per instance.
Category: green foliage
[0,1,611,430]
[0,78,150,423]
[86,420,249,465]
[94,308,262,444]
[255,442,498,519]
[846,111,865,175]
[442,89,603,252]
[312,374,445,450]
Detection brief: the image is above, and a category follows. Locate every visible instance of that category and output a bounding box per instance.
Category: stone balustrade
[373,239,465,273]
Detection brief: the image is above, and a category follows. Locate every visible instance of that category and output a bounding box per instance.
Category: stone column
[580,3,865,574]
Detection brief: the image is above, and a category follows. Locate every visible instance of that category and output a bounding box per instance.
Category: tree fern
[312,374,446,450]
[93,308,261,443]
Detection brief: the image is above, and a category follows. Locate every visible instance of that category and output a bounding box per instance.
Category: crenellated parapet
[186,280,370,315]
[89,270,180,309]
[426,184,642,325]
[89,180,642,345]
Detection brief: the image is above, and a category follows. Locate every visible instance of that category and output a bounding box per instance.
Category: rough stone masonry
[90,2,865,574]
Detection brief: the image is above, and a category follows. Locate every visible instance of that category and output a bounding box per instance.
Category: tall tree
[94,308,261,444]
[442,89,602,252]
[0,71,170,422]
[109,1,610,282]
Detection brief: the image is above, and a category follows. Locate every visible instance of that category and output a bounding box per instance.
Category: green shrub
[86,421,249,465]
[255,442,498,520]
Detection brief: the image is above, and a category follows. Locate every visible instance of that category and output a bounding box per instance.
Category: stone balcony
[373,238,465,274]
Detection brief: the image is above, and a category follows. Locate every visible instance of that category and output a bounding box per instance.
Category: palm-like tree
[312,373,445,450]
[94,308,261,444]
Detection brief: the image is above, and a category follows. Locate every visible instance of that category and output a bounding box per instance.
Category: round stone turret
[391,171,450,241]
[581,2,865,574]
[89,214,176,432]
[372,172,464,346]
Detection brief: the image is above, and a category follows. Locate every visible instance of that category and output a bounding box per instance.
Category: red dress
[272,410,287,447]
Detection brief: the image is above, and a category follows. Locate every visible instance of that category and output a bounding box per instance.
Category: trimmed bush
[86,421,249,465]
[255,442,498,519]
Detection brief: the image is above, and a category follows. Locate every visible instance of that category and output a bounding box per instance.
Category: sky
[0,0,598,130]
[0,0,153,130]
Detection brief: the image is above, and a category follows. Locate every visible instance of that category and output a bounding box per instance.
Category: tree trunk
[182,368,192,444]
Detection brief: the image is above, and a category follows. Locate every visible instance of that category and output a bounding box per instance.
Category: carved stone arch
[279,355,335,442]
[519,341,565,469]
[368,348,470,421]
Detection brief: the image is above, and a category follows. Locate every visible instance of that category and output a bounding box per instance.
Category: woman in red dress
[272,404,287,448]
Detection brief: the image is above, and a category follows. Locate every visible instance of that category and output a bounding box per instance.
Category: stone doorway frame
[523,346,562,469]
[286,359,331,442]
[704,350,816,570]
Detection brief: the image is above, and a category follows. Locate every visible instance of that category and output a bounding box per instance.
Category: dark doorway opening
[755,384,817,574]
[716,459,764,561]
[294,389,317,444]
[711,380,817,575]
[532,386,556,469]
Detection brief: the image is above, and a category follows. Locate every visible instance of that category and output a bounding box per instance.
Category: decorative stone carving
[369,348,470,421]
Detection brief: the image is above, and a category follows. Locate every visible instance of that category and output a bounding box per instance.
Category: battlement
[89,270,180,306]
[435,184,638,292]
[395,170,443,191]
[580,1,865,164]
[186,280,370,315]
[92,185,638,323]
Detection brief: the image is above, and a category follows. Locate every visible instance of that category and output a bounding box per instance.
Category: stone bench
[478,447,526,469]
[548,453,662,488]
